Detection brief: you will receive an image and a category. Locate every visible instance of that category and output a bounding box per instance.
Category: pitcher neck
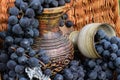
[38,17,62,39]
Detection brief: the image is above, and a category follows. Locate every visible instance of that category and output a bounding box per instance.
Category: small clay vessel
[32,6,74,75]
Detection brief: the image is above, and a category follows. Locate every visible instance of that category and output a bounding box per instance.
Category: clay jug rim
[43,6,66,14]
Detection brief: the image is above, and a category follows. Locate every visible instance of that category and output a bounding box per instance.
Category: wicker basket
[65,0,120,36]
[0,0,15,32]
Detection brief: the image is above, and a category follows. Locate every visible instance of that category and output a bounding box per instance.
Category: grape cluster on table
[95,29,120,80]
[0,0,74,80]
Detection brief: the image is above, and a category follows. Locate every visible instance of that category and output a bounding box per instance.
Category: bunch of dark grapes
[95,29,120,80]
[0,0,48,80]
[52,58,114,80]
[53,60,85,80]
[59,13,74,28]
[0,0,72,80]
[83,59,114,80]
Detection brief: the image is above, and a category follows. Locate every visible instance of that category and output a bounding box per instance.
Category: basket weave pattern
[0,0,15,32]
[66,0,119,35]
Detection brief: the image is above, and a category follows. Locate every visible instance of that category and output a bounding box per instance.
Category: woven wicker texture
[0,0,15,32]
[65,0,119,36]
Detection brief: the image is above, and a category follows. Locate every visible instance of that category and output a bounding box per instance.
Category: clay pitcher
[32,6,74,75]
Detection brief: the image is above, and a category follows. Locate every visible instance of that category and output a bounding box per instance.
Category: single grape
[88,71,97,79]
[110,53,117,61]
[27,57,40,67]
[96,29,106,39]
[5,36,14,45]
[70,65,77,72]
[94,65,102,72]
[31,19,39,28]
[20,39,30,49]
[63,68,71,74]
[58,0,65,6]
[18,56,28,64]
[95,45,104,54]
[88,60,96,69]
[9,70,16,78]
[33,28,40,38]
[110,36,119,44]
[50,0,58,7]
[65,20,74,28]
[8,16,18,25]
[10,53,18,60]
[0,53,8,63]
[54,74,63,80]
[39,55,50,64]
[108,61,115,69]
[115,57,120,68]
[63,71,73,80]
[59,20,65,27]
[19,17,31,28]
[25,8,35,18]
[7,60,17,70]
[38,49,46,56]
[12,24,24,35]
[28,49,36,57]
[101,63,108,70]
[103,41,111,50]
[62,13,68,20]
[77,71,85,78]
[15,0,23,8]
[27,38,34,45]
[98,71,106,80]
[16,47,25,56]
[110,44,118,53]
[102,50,110,58]
[15,65,25,74]
[0,31,7,39]
[72,72,79,80]
[25,28,34,38]
[43,69,52,76]
[116,50,120,57]
[105,69,113,79]
[3,74,9,80]
[0,63,6,72]
[69,60,79,66]
[14,38,22,44]
[20,2,28,12]
[30,0,41,10]
[9,7,19,16]
[37,5,44,15]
